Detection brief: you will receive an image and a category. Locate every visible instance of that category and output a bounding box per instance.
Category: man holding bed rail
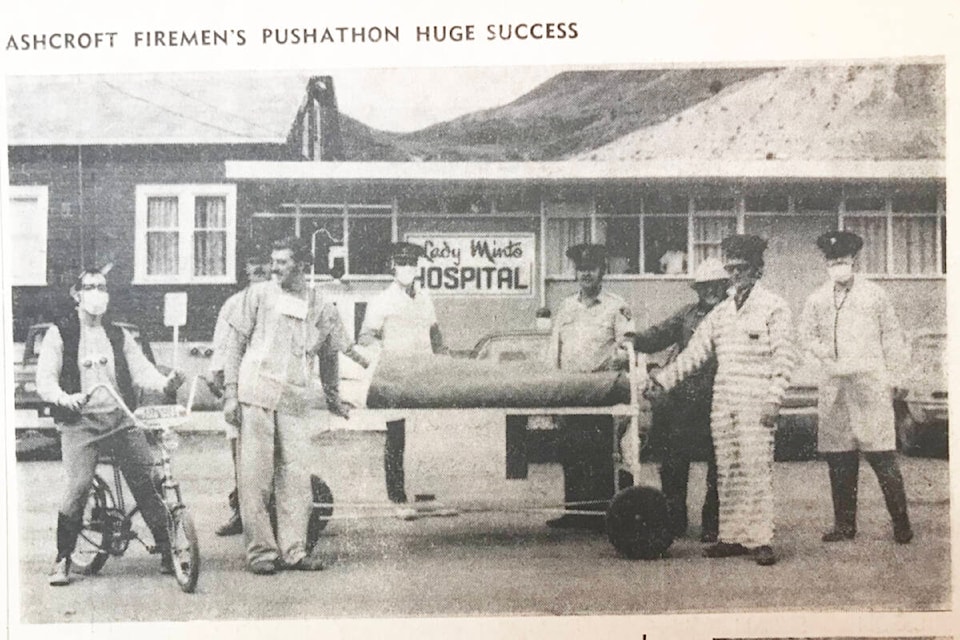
[546,243,635,531]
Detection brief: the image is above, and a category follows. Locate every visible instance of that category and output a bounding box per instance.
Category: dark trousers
[558,416,615,510]
[824,450,911,535]
[660,451,719,538]
[384,419,407,503]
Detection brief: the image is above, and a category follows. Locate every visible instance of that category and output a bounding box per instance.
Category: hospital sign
[404,233,535,296]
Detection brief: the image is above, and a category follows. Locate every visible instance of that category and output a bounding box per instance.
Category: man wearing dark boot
[800,230,913,545]
[632,258,727,542]
[209,252,271,536]
[546,244,634,531]
[38,268,184,585]
[359,243,447,506]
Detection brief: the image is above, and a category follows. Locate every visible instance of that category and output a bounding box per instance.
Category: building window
[552,192,737,277]
[252,203,394,278]
[135,184,236,284]
[7,185,48,286]
[842,194,944,276]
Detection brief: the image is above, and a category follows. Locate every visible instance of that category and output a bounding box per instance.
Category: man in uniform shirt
[648,235,795,565]
[632,258,727,541]
[546,244,635,530]
[799,230,913,544]
[359,242,447,504]
[39,268,184,586]
[222,236,350,574]
[209,252,270,536]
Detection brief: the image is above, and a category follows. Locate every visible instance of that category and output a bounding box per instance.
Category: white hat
[692,258,728,284]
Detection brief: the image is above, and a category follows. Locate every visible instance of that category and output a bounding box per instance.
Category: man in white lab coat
[799,230,913,544]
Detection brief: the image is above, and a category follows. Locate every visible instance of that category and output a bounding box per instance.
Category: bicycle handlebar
[83,375,200,422]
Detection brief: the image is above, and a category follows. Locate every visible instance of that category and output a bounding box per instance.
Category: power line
[152,78,290,137]
[100,80,270,140]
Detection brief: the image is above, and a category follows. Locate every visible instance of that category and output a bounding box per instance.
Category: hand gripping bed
[310,345,674,560]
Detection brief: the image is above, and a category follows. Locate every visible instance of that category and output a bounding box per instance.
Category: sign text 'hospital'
[406,234,535,296]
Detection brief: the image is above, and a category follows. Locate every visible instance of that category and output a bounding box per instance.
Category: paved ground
[12,417,950,623]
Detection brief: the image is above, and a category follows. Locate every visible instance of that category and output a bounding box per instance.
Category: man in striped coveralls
[647,235,795,566]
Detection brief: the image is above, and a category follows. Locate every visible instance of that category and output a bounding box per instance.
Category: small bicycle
[70,381,201,593]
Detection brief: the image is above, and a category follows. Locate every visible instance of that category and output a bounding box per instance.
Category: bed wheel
[606,485,673,560]
[307,475,334,553]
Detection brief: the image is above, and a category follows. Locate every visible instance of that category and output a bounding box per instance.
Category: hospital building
[6,68,946,358]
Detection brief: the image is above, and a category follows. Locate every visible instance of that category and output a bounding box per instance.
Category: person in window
[546,244,635,530]
[38,268,184,586]
[659,249,687,275]
[208,251,271,537]
[799,230,913,544]
[647,235,795,565]
[358,242,447,504]
[632,258,728,542]
[222,236,351,574]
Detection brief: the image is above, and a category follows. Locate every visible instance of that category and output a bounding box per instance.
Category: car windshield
[475,335,549,364]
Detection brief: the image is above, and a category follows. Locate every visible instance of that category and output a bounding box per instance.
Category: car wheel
[896,412,920,456]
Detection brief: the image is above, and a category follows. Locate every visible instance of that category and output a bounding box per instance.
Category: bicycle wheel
[168,508,200,593]
[72,475,114,575]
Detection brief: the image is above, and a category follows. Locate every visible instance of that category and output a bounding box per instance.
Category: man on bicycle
[38,268,184,586]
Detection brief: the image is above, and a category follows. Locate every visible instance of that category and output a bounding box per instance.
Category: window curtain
[146,197,179,275]
[194,196,227,276]
[892,216,938,275]
[693,217,736,267]
[546,218,590,276]
[843,216,886,273]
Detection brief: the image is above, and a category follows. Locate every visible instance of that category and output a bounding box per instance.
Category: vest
[51,312,138,424]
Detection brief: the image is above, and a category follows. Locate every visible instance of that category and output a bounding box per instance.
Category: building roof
[6,72,313,145]
[225,159,945,182]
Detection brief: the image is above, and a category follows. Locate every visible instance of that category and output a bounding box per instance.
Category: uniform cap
[390,242,428,261]
[816,230,864,259]
[721,234,767,266]
[692,258,729,284]
[566,243,607,269]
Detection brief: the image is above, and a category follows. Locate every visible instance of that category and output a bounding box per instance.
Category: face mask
[395,266,418,287]
[827,263,853,283]
[535,317,552,331]
[80,290,109,316]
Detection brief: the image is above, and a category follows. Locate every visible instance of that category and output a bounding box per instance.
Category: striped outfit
[655,284,795,548]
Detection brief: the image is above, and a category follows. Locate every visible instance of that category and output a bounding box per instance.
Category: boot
[701,458,719,543]
[822,452,859,542]
[216,489,243,536]
[50,512,81,587]
[865,452,913,544]
[384,420,407,504]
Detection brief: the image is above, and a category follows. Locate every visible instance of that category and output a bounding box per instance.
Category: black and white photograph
[4,59,949,623]
[1,1,956,637]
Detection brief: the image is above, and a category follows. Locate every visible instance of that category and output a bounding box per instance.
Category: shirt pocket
[742,317,771,354]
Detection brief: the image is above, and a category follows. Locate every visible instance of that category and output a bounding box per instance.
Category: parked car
[470,328,830,461]
[896,330,948,457]
[777,329,949,459]
[13,321,157,461]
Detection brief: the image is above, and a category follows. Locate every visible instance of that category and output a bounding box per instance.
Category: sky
[326,66,565,132]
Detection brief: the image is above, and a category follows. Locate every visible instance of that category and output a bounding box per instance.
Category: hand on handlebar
[59,392,88,413]
[163,370,186,398]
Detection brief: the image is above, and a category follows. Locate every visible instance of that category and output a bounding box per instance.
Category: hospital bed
[308,345,674,560]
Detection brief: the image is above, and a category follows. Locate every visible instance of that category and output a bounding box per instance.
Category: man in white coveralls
[648,235,795,566]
